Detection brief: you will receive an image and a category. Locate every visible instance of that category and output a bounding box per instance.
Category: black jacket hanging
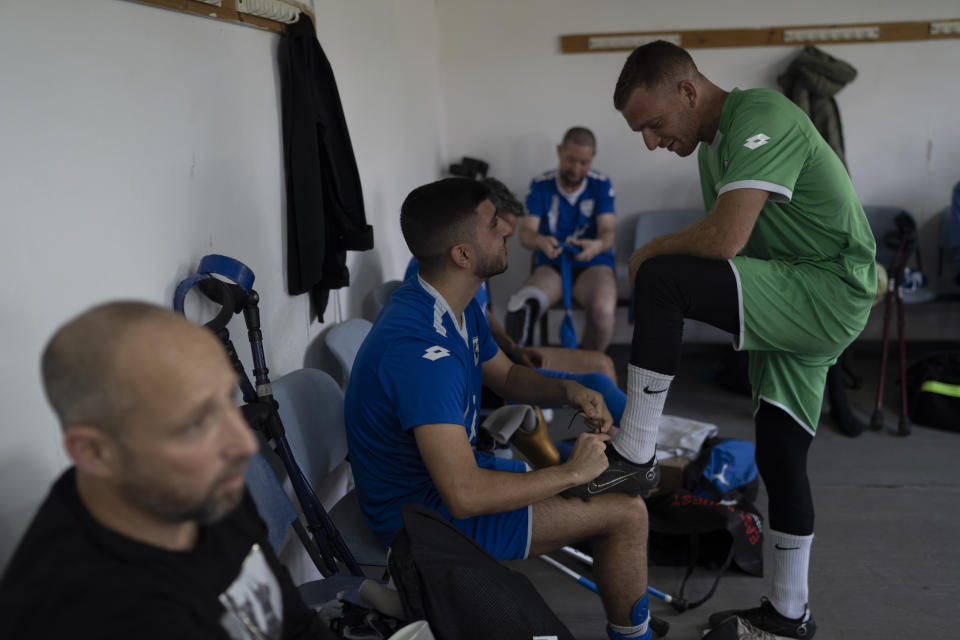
[280,14,374,320]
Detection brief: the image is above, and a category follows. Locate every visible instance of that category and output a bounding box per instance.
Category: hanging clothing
[280,14,374,320]
[777,45,857,167]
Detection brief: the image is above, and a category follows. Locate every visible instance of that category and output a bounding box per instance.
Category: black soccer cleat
[708,597,816,639]
[504,299,540,348]
[701,615,776,639]
[562,444,660,501]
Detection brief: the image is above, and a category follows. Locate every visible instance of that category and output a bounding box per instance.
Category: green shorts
[729,256,874,434]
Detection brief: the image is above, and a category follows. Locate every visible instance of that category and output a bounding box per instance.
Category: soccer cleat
[504,299,539,348]
[701,615,776,640]
[562,444,660,500]
[708,597,816,639]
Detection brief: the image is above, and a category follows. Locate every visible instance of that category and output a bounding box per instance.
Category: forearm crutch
[540,554,671,637]
[174,254,364,577]
[870,222,913,437]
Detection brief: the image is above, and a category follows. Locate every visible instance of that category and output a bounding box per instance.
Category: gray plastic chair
[325,318,373,387]
[271,367,388,567]
[632,209,704,251]
[371,280,402,315]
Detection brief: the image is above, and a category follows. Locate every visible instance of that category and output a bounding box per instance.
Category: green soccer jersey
[697,88,876,433]
[699,88,875,297]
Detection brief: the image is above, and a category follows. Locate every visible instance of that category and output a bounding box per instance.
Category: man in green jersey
[564,41,876,639]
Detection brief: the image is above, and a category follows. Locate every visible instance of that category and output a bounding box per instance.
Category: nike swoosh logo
[643,386,668,394]
[774,544,800,550]
[587,475,633,493]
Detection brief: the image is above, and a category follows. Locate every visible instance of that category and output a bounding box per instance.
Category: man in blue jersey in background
[346,178,656,640]
[507,127,619,353]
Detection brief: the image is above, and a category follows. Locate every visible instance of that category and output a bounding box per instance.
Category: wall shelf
[561,19,960,53]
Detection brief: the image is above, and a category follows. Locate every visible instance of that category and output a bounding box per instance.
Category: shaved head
[41,301,199,435]
[613,40,700,111]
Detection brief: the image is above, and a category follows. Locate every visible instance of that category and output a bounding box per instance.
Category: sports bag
[906,352,960,432]
[647,438,763,611]
[388,504,574,640]
[647,489,764,611]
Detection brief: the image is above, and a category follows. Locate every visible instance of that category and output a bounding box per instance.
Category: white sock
[607,620,650,639]
[506,285,549,314]
[612,364,673,463]
[768,529,813,620]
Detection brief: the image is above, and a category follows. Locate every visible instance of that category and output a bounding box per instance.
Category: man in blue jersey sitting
[346,178,655,640]
[403,177,626,422]
[507,127,619,353]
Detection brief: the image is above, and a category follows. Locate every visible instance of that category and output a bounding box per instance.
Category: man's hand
[562,431,611,484]
[519,346,545,368]
[561,379,613,433]
[537,234,563,260]
[569,237,603,262]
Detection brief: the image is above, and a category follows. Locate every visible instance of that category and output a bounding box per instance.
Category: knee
[597,353,617,380]
[634,254,672,284]
[606,493,648,534]
[587,297,616,327]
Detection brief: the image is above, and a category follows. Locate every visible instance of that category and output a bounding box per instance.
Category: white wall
[2,0,958,568]
[0,0,443,566]
[434,0,960,340]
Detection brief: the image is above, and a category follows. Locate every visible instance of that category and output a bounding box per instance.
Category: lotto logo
[423,345,451,361]
[743,133,770,150]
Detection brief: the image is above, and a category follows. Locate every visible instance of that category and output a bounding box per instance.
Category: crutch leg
[870,286,894,430]
[895,288,911,436]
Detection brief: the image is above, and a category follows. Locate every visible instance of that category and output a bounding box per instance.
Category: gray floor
[505,344,960,640]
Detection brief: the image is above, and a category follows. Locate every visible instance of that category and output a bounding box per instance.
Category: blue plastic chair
[271,368,388,568]
[325,318,373,387]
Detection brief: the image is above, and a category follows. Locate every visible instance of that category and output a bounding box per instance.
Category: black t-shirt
[0,469,333,640]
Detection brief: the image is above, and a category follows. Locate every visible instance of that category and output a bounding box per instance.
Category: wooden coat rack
[561,18,960,53]
[126,0,313,34]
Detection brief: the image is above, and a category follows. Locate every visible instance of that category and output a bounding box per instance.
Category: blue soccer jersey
[404,257,489,316]
[345,276,503,547]
[526,169,616,269]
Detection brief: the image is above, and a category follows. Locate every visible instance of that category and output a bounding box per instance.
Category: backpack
[683,437,759,507]
[388,504,574,640]
[906,352,960,432]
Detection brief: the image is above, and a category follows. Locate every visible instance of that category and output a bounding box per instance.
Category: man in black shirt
[0,301,334,640]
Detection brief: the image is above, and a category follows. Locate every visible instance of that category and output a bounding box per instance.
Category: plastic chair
[632,209,705,252]
[271,368,388,567]
[245,451,299,553]
[325,318,373,386]
[370,280,402,316]
[244,448,383,605]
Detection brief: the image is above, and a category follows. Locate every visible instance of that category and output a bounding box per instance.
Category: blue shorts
[436,451,532,560]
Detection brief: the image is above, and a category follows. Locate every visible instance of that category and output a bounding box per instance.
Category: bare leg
[521,265,564,305]
[530,493,647,626]
[572,265,617,352]
[529,345,618,385]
